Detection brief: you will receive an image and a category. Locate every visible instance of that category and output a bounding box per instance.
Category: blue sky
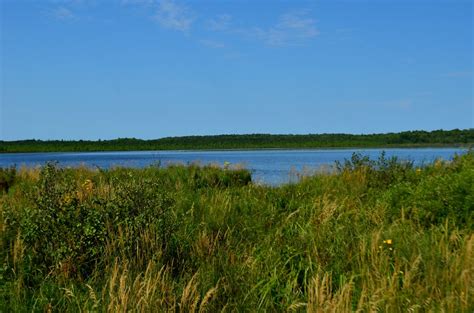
[1,0,472,140]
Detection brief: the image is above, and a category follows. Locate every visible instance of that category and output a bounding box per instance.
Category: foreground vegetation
[0,152,473,311]
[1,129,473,153]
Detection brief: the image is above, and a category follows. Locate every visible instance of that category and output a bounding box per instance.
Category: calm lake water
[0,148,467,185]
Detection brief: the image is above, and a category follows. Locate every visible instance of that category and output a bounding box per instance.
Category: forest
[1,129,473,153]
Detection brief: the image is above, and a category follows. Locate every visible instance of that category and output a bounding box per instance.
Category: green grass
[0,152,473,312]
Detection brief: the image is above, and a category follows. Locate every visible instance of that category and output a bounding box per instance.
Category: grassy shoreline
[1,152,473,311]
[0,143,471,154]
[0,144,474,155]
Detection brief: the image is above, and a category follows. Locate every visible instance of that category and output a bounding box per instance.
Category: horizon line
[1,128,472,142]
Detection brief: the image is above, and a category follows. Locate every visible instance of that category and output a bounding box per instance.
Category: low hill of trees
[1,129,473,153]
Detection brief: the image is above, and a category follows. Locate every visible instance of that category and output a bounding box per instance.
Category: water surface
[0,148,466,185]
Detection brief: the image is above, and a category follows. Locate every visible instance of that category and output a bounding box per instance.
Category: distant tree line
[1,129,473,153]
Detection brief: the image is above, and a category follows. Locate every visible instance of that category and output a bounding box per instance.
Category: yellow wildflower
[83,179,93,193]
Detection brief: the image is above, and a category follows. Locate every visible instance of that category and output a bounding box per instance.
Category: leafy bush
[383,152,474,226]
[0,166,16,193]
[335,151,414,189]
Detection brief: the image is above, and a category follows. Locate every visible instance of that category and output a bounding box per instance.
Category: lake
[0,148,467,185]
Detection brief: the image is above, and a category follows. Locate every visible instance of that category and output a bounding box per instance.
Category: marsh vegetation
[0,152,473,311]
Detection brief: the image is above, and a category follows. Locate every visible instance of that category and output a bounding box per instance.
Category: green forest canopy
[1,129,473,153]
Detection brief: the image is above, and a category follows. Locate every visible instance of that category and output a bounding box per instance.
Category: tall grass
[0,153,473,311]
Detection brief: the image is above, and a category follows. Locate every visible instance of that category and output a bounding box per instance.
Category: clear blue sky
[1,0,472,140]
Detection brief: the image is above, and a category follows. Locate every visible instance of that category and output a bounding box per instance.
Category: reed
[0,152,472,311]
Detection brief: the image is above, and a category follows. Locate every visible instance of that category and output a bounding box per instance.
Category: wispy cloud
[383,99,413,110]
[206,10,318,47]
[49,0,97,8]
[223,52,246,60]
[50,6,75,20]
[279,10,318,34]
[121,0,154,5]
[49,0,86,4]
[48,1,318,47]
[239,10,319,46]
[46,0,100,21]
[207,14,232,31]
[442,71,471,78]
[335,28,353,34]
[153,0,195,32]
[199,39,225,49]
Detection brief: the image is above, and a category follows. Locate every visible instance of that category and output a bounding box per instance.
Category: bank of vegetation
[1,129,473,153]
[0,151,473,311]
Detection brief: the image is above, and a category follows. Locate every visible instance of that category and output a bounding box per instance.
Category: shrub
[0,166,16,193]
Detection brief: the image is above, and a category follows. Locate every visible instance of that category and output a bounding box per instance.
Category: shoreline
[0,144,471,154]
